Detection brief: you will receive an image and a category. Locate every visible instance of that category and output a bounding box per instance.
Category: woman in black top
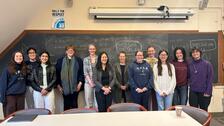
[93,52,115,112]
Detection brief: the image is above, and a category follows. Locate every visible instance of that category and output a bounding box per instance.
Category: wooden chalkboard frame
[0,30,223,84]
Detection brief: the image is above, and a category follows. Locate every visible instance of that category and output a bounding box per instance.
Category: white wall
[26,0,223,32]
[0,0,53,53]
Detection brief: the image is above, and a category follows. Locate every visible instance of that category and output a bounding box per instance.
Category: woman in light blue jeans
[83,44,98,108]
[153,50,176,110]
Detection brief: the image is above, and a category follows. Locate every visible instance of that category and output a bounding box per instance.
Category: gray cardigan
[93,65,115,92]
[113,63,131,103]
[83,56,98,85]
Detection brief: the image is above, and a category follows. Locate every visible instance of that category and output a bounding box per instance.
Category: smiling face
[14,52,23,64]
[101,53,108,65]
[176,49,183,61]
[66,48,75,58]
[192,50,201,60]
[135,51,144,63]
[40,53,49,64]
[159,51,168,63]
[147,47,156,58]
[119,53,126,64]
[89,45,96,56]
[28,49,36,61]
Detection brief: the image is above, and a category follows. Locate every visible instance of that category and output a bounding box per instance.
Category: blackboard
[0,32,218,82]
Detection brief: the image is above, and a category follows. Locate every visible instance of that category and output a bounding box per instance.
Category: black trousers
[63,92,79,111]
[4,94,25,117]
[95,90,113,112]
[131,90,150,110]
[189,90,211,111]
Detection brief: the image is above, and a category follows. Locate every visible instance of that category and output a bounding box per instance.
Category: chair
[107,103,147,112]
[2,108,51,123]
[167,105,212,126]
[62,108,98,114]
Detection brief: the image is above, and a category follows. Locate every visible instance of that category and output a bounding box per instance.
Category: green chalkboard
[0,32,218,82]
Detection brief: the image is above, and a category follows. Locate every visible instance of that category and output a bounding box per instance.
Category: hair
[26,47,36,55]
[96,51,110,71]
[8,51,27,75]
[118,51,126,56]
[89,44,96,49]
[173,47,186,62]
[147,45,156,50]
[65,45,76,52]
[39,50,51,65]
[157,49,172,77]
[190,47,202,57]
[135,50,143,56]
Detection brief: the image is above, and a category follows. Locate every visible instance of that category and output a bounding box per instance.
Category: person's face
[159,51,168,63]
[28,49,36,60]
[119,53,126,63]
[192,50,201,60]
[66,48,75,57]
[135,51,144,63]
[176,49,183,60]
[147,47,156,58]
[40,53,49,64]
[89,45,96,55]
[101,53,108,65]
[14,52,23,64]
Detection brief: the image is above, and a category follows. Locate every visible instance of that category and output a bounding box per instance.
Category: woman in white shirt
[153,50,176,110]
[31,51,56,113]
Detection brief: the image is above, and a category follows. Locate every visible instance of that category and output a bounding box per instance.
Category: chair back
[167,105,211,126]
[62,108,97,114]
[107,103,147,112]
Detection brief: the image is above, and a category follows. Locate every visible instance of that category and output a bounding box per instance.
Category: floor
[210,112,224,126]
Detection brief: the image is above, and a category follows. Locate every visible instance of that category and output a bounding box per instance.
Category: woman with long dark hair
[153,49,176,110]
[0,51,27,117]
[31,51,56,113]
[93,51,115,112]
[171,47,188,105]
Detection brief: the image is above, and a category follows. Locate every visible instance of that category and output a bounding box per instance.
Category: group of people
[0,44,214,117]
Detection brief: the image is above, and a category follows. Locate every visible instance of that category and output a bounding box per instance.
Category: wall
[26,0,223,32]
[0,0,53,53]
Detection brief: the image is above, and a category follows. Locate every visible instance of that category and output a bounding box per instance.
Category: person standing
[188,47,214,111]
[31,51,56,113]
[56,45,84,110]
[128,50,153,110]
[113,51,131,103]
[0,51,27,117]
[145,46,158,110]
[93,52,115,112]
[25,47,39,109]
[83,44,98,108]
[153,50,176,110]
[171,47,188,105]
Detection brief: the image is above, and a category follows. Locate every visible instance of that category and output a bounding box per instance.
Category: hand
[77,82,82,92]
[102,87,111,95]
[142,87,148,92]
[120,85,126,90]
[57,85,63,94]
[203,93,210,97]
[41,89,48,96]
[89,81,95,88]
[136,88,143,93]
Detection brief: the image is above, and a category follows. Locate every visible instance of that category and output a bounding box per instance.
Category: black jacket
[31,64,56,92]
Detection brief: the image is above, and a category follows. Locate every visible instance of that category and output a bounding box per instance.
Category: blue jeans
[173,85,188,105]
[131,89,150,110]
[156,92,173,110]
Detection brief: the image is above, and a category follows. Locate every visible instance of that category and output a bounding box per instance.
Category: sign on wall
[52,9,65,29]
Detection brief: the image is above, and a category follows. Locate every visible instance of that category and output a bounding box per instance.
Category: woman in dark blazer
[93,51,115,112]
[113,51,131,103]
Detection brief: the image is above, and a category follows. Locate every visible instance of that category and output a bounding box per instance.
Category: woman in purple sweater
[171,47,188,105]
[188,47,214,111]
